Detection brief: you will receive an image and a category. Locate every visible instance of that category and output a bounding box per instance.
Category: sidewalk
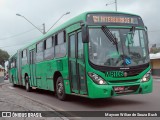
[0,76,4,83]
[0,81,68,120]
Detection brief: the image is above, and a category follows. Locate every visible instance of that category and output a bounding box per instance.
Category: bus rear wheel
[56,77,67,101]
[25,76,32,92]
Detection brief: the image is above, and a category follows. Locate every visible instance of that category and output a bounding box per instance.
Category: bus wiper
[101,26,119,52]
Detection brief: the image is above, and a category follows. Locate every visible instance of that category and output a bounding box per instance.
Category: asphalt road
[2,79,160,119]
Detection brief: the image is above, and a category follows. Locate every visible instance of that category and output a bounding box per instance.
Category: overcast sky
[0,0,160,55]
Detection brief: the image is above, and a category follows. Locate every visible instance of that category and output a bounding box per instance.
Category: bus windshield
[89,28,150,67]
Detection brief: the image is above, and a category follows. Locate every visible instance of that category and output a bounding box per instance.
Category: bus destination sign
[87,13,143,26]
[92,16,137,24]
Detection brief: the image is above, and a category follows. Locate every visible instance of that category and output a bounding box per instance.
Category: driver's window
[132,31,140,47]
[140,30,145,47]
[140,30,147,57]
[125,30,139,47]
[111,31,120,42]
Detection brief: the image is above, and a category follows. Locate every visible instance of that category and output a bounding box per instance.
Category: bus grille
[125,69,144,77]
[109,79,139,84]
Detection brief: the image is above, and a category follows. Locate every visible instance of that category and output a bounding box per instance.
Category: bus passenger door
[69,31,87,95]
[29,50,36,86]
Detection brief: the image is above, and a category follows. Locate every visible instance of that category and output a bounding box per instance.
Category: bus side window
[10,58,16,68]
[44,40,47,50]
[44,37,54,60]
[36,41,44,62]
[77,31,84,60]
[55,35,58,46]
[55,31,66,58]
[22,49,27,66]
[14,59,17,68]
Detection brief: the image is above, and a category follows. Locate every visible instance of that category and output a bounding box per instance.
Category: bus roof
[19,11,140,50]
[9,53,17,59]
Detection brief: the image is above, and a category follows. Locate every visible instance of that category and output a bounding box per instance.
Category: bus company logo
[105,71,124,77]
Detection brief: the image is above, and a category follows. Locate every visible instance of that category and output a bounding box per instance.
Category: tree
[0,49,10,67]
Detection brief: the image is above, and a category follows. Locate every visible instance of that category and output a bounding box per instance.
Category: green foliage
[0,49,10,67]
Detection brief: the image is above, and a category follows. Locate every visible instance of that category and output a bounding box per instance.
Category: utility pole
[115,0,117,12]
[42,23,46,34]
[106,0,118,12]
[16,12,70,34]
[46,12,70,33]
[16,13,44,34]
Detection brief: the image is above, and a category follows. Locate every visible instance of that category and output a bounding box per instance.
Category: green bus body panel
[14,57,69,91]
[9,68,18,84]
[28,44,36,51]
[87,77,152,98]
[25,57,68,91]
[8,11,152,99]
[64,80,71,94]
[86,67,152,98]
[21,64,30,85]
[66,23,81,33]
[9,53,18,85]
[29,64,36,86]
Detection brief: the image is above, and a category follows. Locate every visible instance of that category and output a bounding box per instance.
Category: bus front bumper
[87,77,153,99]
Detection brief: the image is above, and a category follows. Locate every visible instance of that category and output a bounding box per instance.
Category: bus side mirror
[82,26,89,43]
[145,26,148,31]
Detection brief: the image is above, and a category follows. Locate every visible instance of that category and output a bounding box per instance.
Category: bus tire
[25,76,32,92]
[56,77,67,101]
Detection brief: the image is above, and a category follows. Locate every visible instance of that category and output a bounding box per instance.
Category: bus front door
[29,50,37,87]
[69,32,87,95]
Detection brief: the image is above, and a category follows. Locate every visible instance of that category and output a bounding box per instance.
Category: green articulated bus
[8,11,152,100]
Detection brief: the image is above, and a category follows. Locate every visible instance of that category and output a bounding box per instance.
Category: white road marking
[155,80,160,82]
[8,86,15,90]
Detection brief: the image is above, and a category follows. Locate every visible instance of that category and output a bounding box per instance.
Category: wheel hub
[58,82,63,95]
[26,82,28,89]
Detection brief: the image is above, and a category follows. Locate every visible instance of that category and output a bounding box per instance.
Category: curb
[0,82,9,87]
[1,83,71,120]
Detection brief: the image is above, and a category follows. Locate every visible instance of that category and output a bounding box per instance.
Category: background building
[0,65,5,76]
[150,53,160,76]
[0,65,5,82]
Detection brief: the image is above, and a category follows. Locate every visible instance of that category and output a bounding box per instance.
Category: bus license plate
[114,86,124,91]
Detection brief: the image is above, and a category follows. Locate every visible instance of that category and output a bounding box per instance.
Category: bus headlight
[141,70,151,82]
[88,72,107,85]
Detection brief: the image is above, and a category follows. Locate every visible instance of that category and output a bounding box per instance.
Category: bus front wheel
[56,77,67,101]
